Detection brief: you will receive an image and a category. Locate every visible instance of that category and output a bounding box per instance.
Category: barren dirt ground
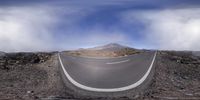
[0,51,200,100]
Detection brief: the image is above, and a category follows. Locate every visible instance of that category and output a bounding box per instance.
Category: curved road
[59,51,157,92]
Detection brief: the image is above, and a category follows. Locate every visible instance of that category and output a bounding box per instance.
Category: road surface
[59,51,157,92]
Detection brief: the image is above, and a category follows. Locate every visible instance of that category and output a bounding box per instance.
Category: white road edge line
[106,59,130,65]
[58,51,157,92]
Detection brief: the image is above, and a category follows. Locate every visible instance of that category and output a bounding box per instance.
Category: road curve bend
[59,51,157,92]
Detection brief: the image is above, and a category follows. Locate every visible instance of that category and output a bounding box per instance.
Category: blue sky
[1,0,200,52]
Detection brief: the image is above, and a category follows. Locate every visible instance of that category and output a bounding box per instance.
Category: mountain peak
[89,43,129,51]
[102,43,126,48]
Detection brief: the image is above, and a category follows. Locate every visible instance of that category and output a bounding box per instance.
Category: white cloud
[0,4,118,52]
[0,6,59,52]
[0,5,89,52]
[0,5,129,52]
[124,8,200,50]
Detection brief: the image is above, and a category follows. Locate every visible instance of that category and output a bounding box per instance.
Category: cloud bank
[0,5,129,52]
[2,2,200,52]
[0,6,59,52]
[125,8,200,50]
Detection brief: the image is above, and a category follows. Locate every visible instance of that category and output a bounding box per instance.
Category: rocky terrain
[141,51,200,100]
[0,49,200,99]
[0,52,70,100]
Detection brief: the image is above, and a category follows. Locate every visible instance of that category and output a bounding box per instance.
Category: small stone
[27,90,34,94]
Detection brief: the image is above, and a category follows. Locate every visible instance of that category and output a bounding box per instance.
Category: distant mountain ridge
[87,43,132,51]
[66,43,140,57]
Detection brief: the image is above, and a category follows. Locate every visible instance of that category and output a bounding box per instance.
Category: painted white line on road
[106,59,130,65]
[58,51,157,92]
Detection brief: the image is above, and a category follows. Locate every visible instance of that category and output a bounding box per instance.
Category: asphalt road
[59,51,156,92]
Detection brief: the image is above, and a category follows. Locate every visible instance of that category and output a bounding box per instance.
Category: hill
[65,43,141,57]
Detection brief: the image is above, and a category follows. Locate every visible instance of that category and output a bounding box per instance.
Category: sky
[1,0,200,52]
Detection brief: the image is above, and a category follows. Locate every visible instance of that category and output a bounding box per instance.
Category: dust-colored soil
[0,51,200,100]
